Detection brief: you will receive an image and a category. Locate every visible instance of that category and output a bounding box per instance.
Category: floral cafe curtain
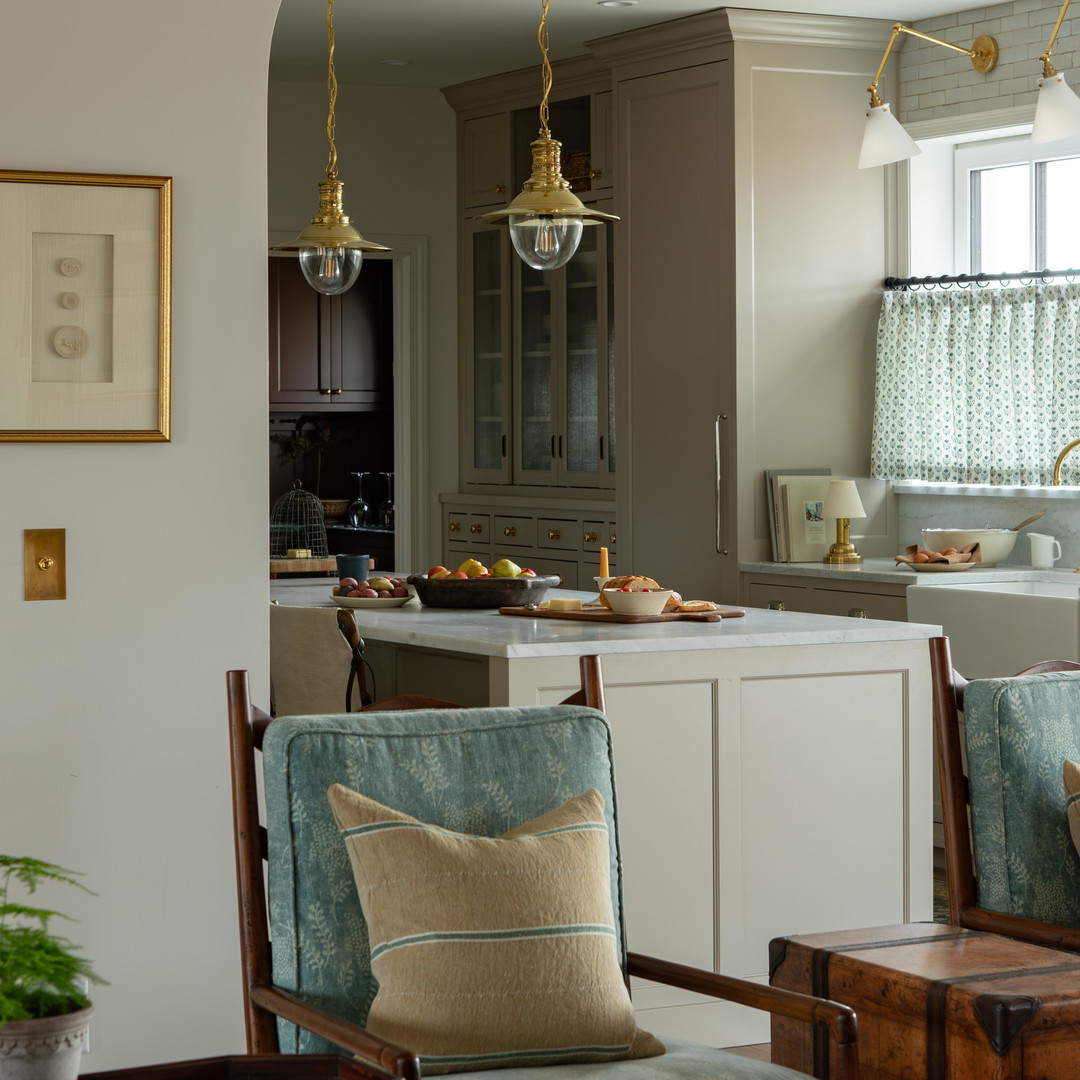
[871,283,1080,485]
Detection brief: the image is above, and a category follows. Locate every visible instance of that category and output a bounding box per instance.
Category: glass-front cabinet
[455,81,617,493]
[514,208,615,488]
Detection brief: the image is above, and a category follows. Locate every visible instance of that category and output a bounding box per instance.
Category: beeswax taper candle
[599,546,609,578]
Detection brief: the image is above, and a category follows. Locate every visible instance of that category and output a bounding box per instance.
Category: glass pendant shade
[1032,72,1080,143]
[509,213,584,270]
[859,103,922,169]
[298,246,364,295]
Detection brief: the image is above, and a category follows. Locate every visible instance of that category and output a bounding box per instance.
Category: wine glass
[378,472,395,529]
[346,472,369,528]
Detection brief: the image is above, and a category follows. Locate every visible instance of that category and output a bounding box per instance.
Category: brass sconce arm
[868,23,999,107]
[1041,0,1073,78]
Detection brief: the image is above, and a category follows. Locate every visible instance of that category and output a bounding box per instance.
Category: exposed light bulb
[509,214,584,270]
[299,246,364,296]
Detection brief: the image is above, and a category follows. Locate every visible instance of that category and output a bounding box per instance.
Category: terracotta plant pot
[0,1006,93,1080]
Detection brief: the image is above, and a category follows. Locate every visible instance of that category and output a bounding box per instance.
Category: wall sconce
[859,24,999,169]
[822,480,866,565]
[272,0,388,295]
[1033,1,1080,143]
[477,0,618,270]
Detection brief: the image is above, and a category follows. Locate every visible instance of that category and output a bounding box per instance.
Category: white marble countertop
[271,578,940,660]
[739,558,1080,588]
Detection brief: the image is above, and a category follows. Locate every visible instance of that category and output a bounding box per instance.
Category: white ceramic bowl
[920,528,1018,567]
[603,588,673,616]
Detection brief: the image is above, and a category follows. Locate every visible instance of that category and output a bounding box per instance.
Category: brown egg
[914,552,930,563]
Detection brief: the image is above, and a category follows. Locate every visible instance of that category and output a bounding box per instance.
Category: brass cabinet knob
[320,388,332,395]
[609,533,617,544]
[331,388,343,395]
[767,600,786,611]
[848,608,869,619]
[584,532,598,543]
[548,529,561,540]
[495,185,506,195]
[504,526,517,536]
[471,523,484,534]
[449,522,461,533]
[590,170,603,180]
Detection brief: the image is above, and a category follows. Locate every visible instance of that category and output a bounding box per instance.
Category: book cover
[782,476,833,562]
[765,468,830,562]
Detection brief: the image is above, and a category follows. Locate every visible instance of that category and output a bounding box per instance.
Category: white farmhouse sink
[907,576,1080,679]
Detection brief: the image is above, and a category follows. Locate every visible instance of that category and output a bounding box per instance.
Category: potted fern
[0,856,104,1080]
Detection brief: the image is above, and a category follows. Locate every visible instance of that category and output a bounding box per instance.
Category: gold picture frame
[0,168,171,441]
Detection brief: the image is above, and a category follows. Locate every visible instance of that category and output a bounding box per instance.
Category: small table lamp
[822,480,866,565]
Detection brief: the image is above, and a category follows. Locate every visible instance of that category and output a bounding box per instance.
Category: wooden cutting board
[499,604,745,624]
[269,557,338,578]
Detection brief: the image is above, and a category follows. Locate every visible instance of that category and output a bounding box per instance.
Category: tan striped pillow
[327,784,664,1074]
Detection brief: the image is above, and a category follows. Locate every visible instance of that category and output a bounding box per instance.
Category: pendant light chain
[537,0,552,138]
[324,0,340,182]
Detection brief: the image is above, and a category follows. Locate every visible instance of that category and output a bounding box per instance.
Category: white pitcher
[1029,532,1062,569]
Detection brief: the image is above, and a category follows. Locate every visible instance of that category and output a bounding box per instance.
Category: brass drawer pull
[767,600,786,611]
[590,170,603,180]
[470,523,484,534]
[320,388,332,395]
[495,184,506,195]
[504,526,517,537]
[584,532,598,543]
[548,529,561,540]
[449,522,461,533]
[609,533,617,544]
[848,607,869,619]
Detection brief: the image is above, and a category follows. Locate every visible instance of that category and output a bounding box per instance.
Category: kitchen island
[271,580,939,1047]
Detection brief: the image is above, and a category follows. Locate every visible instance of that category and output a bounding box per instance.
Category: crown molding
[586,8,895,69]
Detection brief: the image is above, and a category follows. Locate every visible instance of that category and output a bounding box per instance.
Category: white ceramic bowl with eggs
[920,528,1017,567]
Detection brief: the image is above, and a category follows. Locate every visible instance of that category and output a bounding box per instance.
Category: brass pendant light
[478,0,618,270]
[273,0,388,295]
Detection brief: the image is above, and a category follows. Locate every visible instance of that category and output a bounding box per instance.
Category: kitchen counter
[740,558,1080,588]
[270,575,934,1051]
[271,578,940,659]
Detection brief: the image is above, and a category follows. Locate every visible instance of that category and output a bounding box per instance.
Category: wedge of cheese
[547,597,583,611]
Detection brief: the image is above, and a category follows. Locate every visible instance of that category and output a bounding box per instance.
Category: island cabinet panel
[497,639,933,1048]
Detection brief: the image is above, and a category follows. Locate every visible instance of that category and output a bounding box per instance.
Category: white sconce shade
[859,103,923,169]
[1032,72,1080,143]
[823,480,866,521]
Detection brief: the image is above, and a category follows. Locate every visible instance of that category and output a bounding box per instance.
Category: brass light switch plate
[24,529,66,601]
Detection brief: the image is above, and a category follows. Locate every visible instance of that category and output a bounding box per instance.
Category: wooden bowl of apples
[408,558,560,608]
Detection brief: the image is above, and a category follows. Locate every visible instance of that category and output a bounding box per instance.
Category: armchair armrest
[249,985,420,1080]
[959,907,1080,954]
[627,953,859,1080]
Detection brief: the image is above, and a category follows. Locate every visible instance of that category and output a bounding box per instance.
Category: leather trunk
[769,923,1080,1080]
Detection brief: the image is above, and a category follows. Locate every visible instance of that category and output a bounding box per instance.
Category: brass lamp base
[823,516,863,564]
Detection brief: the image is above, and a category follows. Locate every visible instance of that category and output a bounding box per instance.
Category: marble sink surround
[270,579,939,659]
[893,481,1080,570]
[738,558,1080,587]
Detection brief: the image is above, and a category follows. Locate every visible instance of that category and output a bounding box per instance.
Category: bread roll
[678,600,718,612]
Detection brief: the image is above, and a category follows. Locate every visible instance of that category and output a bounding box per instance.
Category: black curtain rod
[884,268,1080,290]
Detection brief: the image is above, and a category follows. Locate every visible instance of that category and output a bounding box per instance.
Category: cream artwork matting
[0,169,171,441]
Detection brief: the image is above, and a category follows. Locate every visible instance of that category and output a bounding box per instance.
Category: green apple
[368,576,395,591]
[490,557,522,578]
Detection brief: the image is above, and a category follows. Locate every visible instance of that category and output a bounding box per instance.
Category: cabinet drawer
[538,518,579,552]
[494,516,536,548]
[746,582,814,613]
[448,512,491,544]
[581,521,605,553]
[812,589,907,622]
[527,556,579,589]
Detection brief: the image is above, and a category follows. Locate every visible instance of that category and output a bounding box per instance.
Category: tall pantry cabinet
[590,11,893,601]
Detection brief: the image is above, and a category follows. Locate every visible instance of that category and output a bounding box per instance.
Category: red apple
[448,570,468,578]
[428,565,448,578]
[516,568,537,577]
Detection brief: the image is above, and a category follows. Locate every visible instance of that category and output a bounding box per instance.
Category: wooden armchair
[930,635,1080,952]
[227,656,861,1080]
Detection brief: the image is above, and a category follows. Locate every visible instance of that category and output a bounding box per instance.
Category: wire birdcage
[270,481,329,558]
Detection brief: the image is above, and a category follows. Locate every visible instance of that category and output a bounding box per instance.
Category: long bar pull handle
[715,413,729,555]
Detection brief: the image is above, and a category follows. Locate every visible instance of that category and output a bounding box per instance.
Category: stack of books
[765,468,832,563]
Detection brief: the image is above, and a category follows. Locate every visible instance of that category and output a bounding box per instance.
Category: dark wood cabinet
[268,255,393,411]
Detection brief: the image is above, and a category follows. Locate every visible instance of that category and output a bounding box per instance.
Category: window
[956,137,1080,274]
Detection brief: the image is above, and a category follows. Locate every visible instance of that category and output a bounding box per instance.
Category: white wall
[0,1,277,1070]
[267,79,459,561]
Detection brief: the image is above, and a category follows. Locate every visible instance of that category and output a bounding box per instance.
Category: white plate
[332,593,414,608]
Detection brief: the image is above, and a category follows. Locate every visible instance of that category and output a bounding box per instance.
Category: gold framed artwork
[0,169,171,441]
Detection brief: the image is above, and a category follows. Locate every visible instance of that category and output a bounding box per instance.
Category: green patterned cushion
[328,785,663,1074]
[964,673,1080,926]
[262,704,624,1055]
